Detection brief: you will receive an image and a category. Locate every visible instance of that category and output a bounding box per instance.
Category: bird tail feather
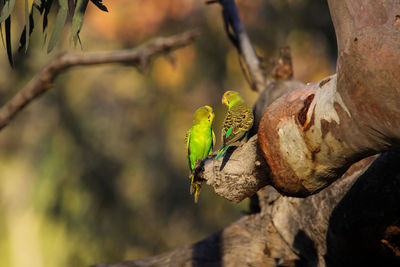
[190,174,201,203]
[215,145,230,160]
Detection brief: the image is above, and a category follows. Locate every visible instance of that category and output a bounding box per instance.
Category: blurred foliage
[0,0,336,267]
[0,0,107,65]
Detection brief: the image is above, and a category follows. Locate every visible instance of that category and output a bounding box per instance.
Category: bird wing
[185,130,192,170]
[223,103,253,147]
[210,130,216,156]
[221,108,234,143]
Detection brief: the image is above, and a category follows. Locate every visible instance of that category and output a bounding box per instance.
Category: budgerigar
[185,105,215,203]
[215,91,253,160]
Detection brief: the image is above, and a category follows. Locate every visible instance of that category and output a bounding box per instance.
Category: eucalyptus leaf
[0,23,5,50]
[90,0,108,12]
[24,0,30,52]
[0,0,15,23]
[47,0,68,53]
[42,0,54,45]
[0,0,4,49]
[70,0,89,46]
[18,0,45,52]
[5,15,12,66]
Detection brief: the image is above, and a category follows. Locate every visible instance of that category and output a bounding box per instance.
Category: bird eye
[226,93,230,96]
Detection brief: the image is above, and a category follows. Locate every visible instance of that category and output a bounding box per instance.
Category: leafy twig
[0,30,200,130]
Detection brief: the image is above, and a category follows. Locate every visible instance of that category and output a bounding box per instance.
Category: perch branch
[195,136,269,203]
[0,30,199,131]
[214,0,269,92]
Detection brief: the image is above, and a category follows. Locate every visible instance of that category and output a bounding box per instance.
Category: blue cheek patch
[227,100,230,104]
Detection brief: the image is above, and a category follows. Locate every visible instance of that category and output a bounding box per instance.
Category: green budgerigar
[185,105,215,203]
[215,91,253,160]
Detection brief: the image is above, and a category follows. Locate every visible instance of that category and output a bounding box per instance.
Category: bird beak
[222,96,229,106]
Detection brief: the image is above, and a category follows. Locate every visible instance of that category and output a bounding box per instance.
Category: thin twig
[0,30,199,131]
[216,0,269,92]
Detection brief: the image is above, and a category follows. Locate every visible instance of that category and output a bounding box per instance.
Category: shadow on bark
[192,232,222,267]
[325,152,400,267]
[294,230,318,267]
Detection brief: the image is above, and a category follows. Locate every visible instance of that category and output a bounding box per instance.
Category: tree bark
[196,0,400,199]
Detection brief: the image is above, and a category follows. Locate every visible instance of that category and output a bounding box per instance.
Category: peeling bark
[257,0,400,196]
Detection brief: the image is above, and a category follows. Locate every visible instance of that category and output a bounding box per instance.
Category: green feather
[216,91,254,160]
[186,106,215,203]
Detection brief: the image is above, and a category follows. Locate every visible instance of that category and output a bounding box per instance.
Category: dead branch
[214,0,269,92]
[0,30,199,131]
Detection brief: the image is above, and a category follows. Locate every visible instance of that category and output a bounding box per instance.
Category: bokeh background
[0,1,336,266]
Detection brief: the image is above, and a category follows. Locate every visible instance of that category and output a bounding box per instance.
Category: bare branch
[215,0,269,92]
[195,136,269,203]
[0,30,199,131]
[270,47,293,81]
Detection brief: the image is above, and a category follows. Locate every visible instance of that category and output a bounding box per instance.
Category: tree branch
[94,151,400,267]
[194,136,269,203]
[0,30,199,131]
[214,0,269,92]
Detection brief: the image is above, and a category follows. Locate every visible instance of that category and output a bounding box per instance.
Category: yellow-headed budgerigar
[215,91,253,160]
[185,105,215,203]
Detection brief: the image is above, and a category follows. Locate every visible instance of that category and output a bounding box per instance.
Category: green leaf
[18,1,43,52]
[0,0,15,23]
[18,0,54,53]
[90,0,108,12]
[47,0,68,53]
[70,0,89,46]
[0,24,5,50]
[24,0,30,52]
[5,15,12,66]
[42,0,54,45]
[0,0,5,49]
